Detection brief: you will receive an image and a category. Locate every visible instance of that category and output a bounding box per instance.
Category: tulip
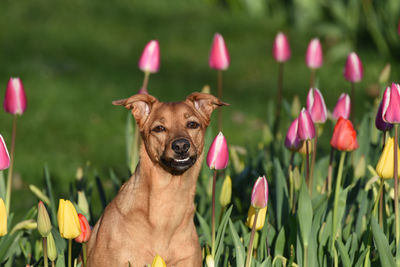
[382,83,400,124]
[138,40,160,74]
[306,88,327,124]
[0,198,7,236]
[297,108,315,141]
[207,132,229,170]
[251,176,269,209]
[376,100,393,132]
[209,33,230,70]
[206,255,215,267]
[3,77,27,115]
[246,206,267,230]
[273,32,291,62]
[57,199,81,239]
[151,254,166,267]
[74,214,91,243]
[37,201,52,237]
[332,93,351,120]
[77,191,90,221]
[305,38,323,69]
[344,52,363,83]
[285,118,302,151]
[330,117,359,152]
[47,232,57,262]
[0,135,10,170]
[219,175,232,208]
[376,137,400,179]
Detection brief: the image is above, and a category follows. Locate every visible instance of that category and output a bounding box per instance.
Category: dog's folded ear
[112,94,158,129]
[185,92,229,125]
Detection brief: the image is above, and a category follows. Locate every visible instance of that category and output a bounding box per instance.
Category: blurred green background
[0,0,399,217]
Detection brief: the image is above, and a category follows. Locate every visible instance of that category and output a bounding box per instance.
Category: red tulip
[74,214,91,243]
[4,78,27,115]
[330,117,359,151]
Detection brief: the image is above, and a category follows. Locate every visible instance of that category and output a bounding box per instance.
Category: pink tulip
[285,118,302,151]
[305,38,323,69]
[138,40,160,73]
[344,52,363,83]
[0,135,10,170]
[382,83,400,124]
[273,32,291,63]
[3,78,27,115]
[206,132,229,170]
[297,108,316,141]
[209,33,230,70]
[306,88,327,124]
[332,93,351,120]
[251,176,268,209]
[375,100,393,132]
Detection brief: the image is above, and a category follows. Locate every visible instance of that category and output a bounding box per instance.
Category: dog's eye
[187,121,200,129]
[152,125,166,133]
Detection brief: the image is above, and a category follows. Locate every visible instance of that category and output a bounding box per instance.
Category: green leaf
[371,217,396,267]
[273,158,289,229]
[274,227,285,257]
[44,165,58,228]
[196,212,211,246]
[298,179,312,246]
[215,205,232,266]
[0,171,5,200]
[228,219,245,267]
[336,239,352,267]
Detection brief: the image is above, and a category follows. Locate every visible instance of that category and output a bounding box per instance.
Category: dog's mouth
[160,154,197,175]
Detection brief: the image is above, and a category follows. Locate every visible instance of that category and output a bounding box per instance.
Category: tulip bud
[332,93,351,120]
[379,64,391,85]
[206,255,215,267]
[306,88,327,123]
[273,32,291,62]
[344,52,363,83]
[219,175,232,208]
[151,254,166,267]
[330,117,359,151]
[37,201,52,237]
[375,100,393,132]
[382,83,400,124]
[74,214,91,243]
[246,206,267,230]
[0,135,10,170]
[138,40,160,73]
[77,191,90,220]
[209,33,230,70]
[376,137,400,179]
[201,84,211,94]
[305,38,323,69]
[0,198,7,236]
[285,118,303,151]
[251,176,268,209]
[3,77,27,115]
[57,199,81,239]
[297,108,316,141]
[206,132,229,170]
[47,232,57,262]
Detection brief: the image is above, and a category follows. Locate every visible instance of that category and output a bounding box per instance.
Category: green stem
[304,244,308,267]
[217,70,223,132]
[372,178,384,217]
[327,147,335,196]
[310,69,316,88]
[289,152,295,213]
[68,239,72,267]
[331,151,346,254]
[273,62,284,136]
[350,82,355,122]
[245,208,259,267]
[43,237,48,267]
[211,170,217,257]
[309,136,317,196]
[394,124,399,247]
[142,71,150,90]
[83,242,87,267]
[305,140,310,188]
[5,115,17,214]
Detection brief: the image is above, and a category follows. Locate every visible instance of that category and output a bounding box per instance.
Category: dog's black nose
[172,138,190,154]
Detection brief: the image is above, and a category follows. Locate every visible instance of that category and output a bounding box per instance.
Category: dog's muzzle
[160,138,197,175]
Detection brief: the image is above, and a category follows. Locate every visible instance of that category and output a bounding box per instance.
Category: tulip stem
[310,69,316,88]
[394,124,399,247]
[211,170,217,257]
[142,71,150,90]
[68,239,72,267]
[43,237,49,267]
[327,147,334,196]
[51,261,55,267]
[379,179,384,227]
[273,62,284,136]
[331,151,346,256]
[217,70,223,131]
[372,178,384,217]
[245,208,259,267]
[289,152,295,213]
[83,242,87,267]
[5,115,17,214]
[309,136,317,196]
[350,82,355,122]
[305,140,310,188]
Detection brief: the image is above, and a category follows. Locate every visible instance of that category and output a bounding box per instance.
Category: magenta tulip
[3,78,27,115]
[382,83,400,124]
[207,132,229,170]
[138,40,160,73]
[209,33,230,70]
[297,108,316,141]
[306,88,327,124]
[332,93,351,120]
[305,38,323,69]
[285,118,302,151]
[0,135,10,170]
[344,52,363,83]
[251,176,268,209]
[375,100,393,132]
[273,32,291,63]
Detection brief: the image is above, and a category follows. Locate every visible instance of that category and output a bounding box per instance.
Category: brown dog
[87,92,227,266]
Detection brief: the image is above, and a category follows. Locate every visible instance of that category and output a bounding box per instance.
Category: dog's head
[113,92,228,175]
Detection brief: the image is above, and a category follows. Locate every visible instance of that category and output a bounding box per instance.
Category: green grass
[0,0,398,218]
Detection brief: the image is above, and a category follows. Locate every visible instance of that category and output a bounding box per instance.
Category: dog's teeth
[175,157,190,162]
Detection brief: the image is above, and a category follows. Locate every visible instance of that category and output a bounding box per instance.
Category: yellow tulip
[151,254,166,267]
[246,206,267,231]
[57,199,81,239]
[376,137,400,179]
[219,175,232,208]
[0,198,7,236]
